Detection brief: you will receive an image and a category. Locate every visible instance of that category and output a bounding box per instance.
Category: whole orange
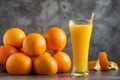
[52,51,71,73]
[6,53,32,74]
[33,52,58,74]
[30,51,51,74]
[3,28,26,49]
[22,33,46,57]
[0,45,18,71]
[44,26,67,52]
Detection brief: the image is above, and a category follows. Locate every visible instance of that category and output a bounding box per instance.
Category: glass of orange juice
[69,19,92,77]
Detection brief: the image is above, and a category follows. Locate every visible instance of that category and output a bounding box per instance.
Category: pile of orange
[0,26,71,75]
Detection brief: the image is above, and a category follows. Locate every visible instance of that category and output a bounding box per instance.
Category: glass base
[71,71,89,77]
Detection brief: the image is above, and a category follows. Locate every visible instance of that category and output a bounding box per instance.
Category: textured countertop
[0,70,120,80]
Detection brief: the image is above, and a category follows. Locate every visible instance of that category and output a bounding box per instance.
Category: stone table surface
[0,70,120,80]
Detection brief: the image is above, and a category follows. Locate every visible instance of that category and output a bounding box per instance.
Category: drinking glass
[69,19,92,77]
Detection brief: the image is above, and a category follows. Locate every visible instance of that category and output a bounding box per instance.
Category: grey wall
[0,0,120,66]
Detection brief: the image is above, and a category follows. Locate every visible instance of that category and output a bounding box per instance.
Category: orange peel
[93,59,101,71]
[109,61,118,70]
[88,52,118,71]
[88,61,96,70]
[98,52,109,71]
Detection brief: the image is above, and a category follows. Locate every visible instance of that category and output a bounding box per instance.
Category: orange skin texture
[3,28,26,49]
[33,53,58,74]
[22,33,46,57]
[0,45,18,71]
[6,53,32,74]
[52,51,71,73]
[44,27,67,52]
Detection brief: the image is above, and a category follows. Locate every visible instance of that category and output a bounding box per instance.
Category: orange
[6,53,32,74]
[98,52,109,71]
[33,52,58,74]
[52,51,71,72]
[44,26,67,52]
[3,28,26,49]
[0,45,18,71]
[22,33,46,57]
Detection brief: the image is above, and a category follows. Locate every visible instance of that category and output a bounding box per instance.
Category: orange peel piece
[109,61,118,70]
[88,61,96,70]
[93,59,101,71]
[88,60,101,71]
[98,52,109,71]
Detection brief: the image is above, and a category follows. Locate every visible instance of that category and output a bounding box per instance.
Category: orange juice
[69,20,92,75]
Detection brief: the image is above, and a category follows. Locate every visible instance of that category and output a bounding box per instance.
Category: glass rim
[69,19,91,25]
[69,19,91,22]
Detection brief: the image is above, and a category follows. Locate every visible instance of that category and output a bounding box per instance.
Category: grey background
[0,0,120,66]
